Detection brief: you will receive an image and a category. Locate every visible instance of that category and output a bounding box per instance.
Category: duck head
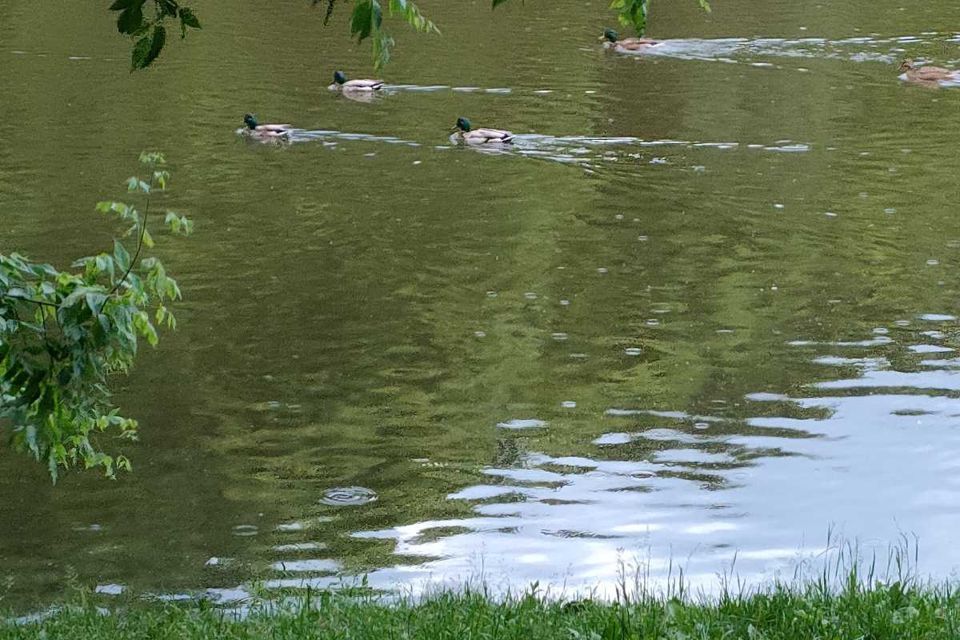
[602,28,619,43]
[333,70,347,85]
[243,113,259,130]
[898,59,914,73]
[452,117,472,133]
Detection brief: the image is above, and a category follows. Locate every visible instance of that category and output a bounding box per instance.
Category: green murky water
[2,0,960,610]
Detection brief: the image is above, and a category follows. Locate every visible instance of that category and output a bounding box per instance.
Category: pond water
[2,0,960,611]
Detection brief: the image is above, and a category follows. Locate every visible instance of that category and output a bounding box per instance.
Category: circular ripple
[320,486,378,507]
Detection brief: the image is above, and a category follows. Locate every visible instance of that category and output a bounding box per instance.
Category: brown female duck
[899,59,960,85]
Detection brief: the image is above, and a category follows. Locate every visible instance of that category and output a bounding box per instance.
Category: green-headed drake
[450,117,515,145]
[601,28,661,53]
[239,114,292,141]
[329,70,384,92]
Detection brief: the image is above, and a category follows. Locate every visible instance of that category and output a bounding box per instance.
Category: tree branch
[1,293,59,308]
[106,172,155,301]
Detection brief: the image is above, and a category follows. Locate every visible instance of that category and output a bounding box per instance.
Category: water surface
[2,0,960,610]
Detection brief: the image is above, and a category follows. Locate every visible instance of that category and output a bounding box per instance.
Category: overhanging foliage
[0,153,191,481]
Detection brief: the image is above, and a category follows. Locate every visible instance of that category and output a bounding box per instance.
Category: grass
[4,539,960,638]
[3,580,960,639]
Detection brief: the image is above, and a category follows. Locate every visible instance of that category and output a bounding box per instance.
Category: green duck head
[453,117,472,132]
[602,28,619,43]
[333,70,347,85]
[243,113,259,130]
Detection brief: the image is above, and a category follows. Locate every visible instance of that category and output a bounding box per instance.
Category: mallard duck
[601,28,661,53]
[240,114,292,141]
[898,59,960,85]
[450,117,515,145]
[329,70,384,92]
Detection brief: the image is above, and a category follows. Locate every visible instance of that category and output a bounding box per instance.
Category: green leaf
[131,25,166,70]
[163,211,183,234]
[113,240,131,273]
[131,36,150,70]
[60,285,101,310]
[116,3,146,35]
[97,254,114,274]
[386,0,438,33]
[133,311,159,347]
[156,0,179,18]
[372,30,395,70]
[147,25,166,66]
[48,452,59,483]
[350,0,376,42]
[178,6,201,29]
[609,0,648,35]
[139,151,165,166]
[153,170,169,190]
[117,455,133,472]
[85,292,108,315]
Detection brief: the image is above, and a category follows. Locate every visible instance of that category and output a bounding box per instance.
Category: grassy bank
[4,582,960,640]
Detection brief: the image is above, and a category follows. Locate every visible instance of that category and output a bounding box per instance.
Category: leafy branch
[106,172,155,300]
[604,0,711,37]
[0,152,192,481]
[117,0,709,71]
[109,0,201,70]
[345,0,440,70]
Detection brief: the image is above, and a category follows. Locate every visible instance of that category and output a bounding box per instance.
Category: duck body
[899,60,960,85]
[459,128,516,145]
[329,71,384,92]
[240,114,292,141]
[451,117,514,145]
[601,28,661,53]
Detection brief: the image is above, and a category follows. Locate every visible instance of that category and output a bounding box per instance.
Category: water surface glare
[2,0,960,610]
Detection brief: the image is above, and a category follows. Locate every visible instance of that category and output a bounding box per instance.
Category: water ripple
[345,314,960,595]
[320,486,378,507]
